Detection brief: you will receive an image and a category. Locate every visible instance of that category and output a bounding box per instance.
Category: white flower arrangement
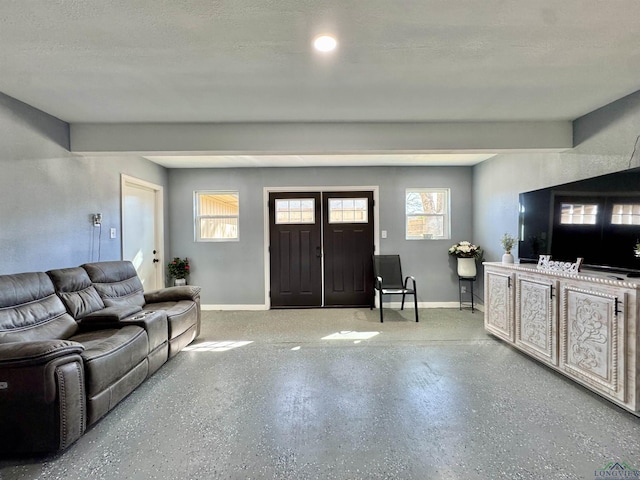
[448,240,482,259]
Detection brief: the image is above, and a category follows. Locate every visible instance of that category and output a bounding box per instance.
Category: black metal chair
[371,255,418,323]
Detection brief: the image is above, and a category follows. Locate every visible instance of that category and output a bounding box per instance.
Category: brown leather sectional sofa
[0,261,201,455]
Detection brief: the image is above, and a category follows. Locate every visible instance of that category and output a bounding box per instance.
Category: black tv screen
[518,168,640,274]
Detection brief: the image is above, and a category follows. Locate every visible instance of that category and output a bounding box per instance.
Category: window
[328,198,368,224]
[560,203,598,225]
[275,198,315,224]
[611,203,640,225]
[195,191,239,241]
[405,188,450,240]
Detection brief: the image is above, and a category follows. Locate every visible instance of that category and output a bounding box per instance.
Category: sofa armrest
[0,341,86,453]
[0,339,84,367]
[144,285,201,304]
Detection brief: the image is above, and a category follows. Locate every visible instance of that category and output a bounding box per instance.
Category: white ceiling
[2,1,640,167]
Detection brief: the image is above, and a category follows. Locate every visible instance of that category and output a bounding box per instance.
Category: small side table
[458,275,476,312]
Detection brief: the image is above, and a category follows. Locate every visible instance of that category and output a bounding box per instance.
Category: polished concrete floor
[2,307,640,480]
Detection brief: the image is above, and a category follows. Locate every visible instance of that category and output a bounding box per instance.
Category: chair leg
[401,292,406,310]
[379,290,384,323]
[413,292,419,322]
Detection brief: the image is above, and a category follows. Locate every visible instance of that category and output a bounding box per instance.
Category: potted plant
[167,257,190,286]
[448,241,482,277]
[500,233,517,264]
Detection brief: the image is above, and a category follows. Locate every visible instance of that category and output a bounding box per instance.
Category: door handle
[316,246,322,258]
[153,258,159,263]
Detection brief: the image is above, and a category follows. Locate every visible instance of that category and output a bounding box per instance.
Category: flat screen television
[518,168,640,275]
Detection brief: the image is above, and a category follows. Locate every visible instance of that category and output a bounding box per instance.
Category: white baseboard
[201,302,483,312]
[201,304,269,311]
[386,301,483,311]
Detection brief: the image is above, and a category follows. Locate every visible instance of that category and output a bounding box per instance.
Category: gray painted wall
[4,83,639,305]
[473,89,640,301]
[0,92,169,274]
[168,166,473,306]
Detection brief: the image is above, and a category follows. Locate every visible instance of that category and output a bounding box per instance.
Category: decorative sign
[536,255,583,273]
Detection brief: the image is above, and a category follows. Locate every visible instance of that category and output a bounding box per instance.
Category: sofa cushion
[47,267,106,320]
[82,261,145,308]
[70,326,148,397]
[0,272,78,343]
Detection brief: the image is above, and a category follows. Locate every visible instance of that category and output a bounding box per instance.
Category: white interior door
[122,175,163,291]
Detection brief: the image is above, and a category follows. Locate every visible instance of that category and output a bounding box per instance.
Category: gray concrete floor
[2,308,640,480]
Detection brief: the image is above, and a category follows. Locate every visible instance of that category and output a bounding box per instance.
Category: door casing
[263,186,379,308]
[121,174,164,291]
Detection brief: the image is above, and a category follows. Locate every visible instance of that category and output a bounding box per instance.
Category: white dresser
[484,262,640,414]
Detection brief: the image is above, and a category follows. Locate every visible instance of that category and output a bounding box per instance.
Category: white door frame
[121,174,165,289]
[263,185,380,308]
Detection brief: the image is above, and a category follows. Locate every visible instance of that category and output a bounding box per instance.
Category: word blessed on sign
[536,255,583,273]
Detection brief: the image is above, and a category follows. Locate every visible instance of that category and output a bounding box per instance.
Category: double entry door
[269,191,374,308]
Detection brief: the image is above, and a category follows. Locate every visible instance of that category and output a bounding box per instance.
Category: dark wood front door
[269,190,374,308]
[323,191,374,307]
[269,192,322,308]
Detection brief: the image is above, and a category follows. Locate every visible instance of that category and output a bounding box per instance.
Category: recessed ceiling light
[313,34,337,52]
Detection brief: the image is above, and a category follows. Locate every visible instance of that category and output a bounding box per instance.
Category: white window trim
[194,190,240,242]
[405,188,451,240]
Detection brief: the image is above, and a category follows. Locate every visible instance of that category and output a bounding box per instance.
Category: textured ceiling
[2,1,640,166]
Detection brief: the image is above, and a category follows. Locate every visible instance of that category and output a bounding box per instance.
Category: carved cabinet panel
[484,269,514,341]
[560,284,626,402]
[515,274,558,366]
[484,263,640,414]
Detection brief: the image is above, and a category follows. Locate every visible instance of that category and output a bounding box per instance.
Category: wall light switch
[110,228,117,239]
[381,230,388,239]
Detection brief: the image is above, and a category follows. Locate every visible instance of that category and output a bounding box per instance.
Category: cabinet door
[560,284,626,402]
[516,275,558,366]
[485,269,515,342]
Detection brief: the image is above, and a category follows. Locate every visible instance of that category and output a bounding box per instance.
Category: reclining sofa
[0,260,201,455]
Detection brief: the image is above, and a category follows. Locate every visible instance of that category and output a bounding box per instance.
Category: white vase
[174,278,187,286]
[502,253,514,264]
[457,257,477,278]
